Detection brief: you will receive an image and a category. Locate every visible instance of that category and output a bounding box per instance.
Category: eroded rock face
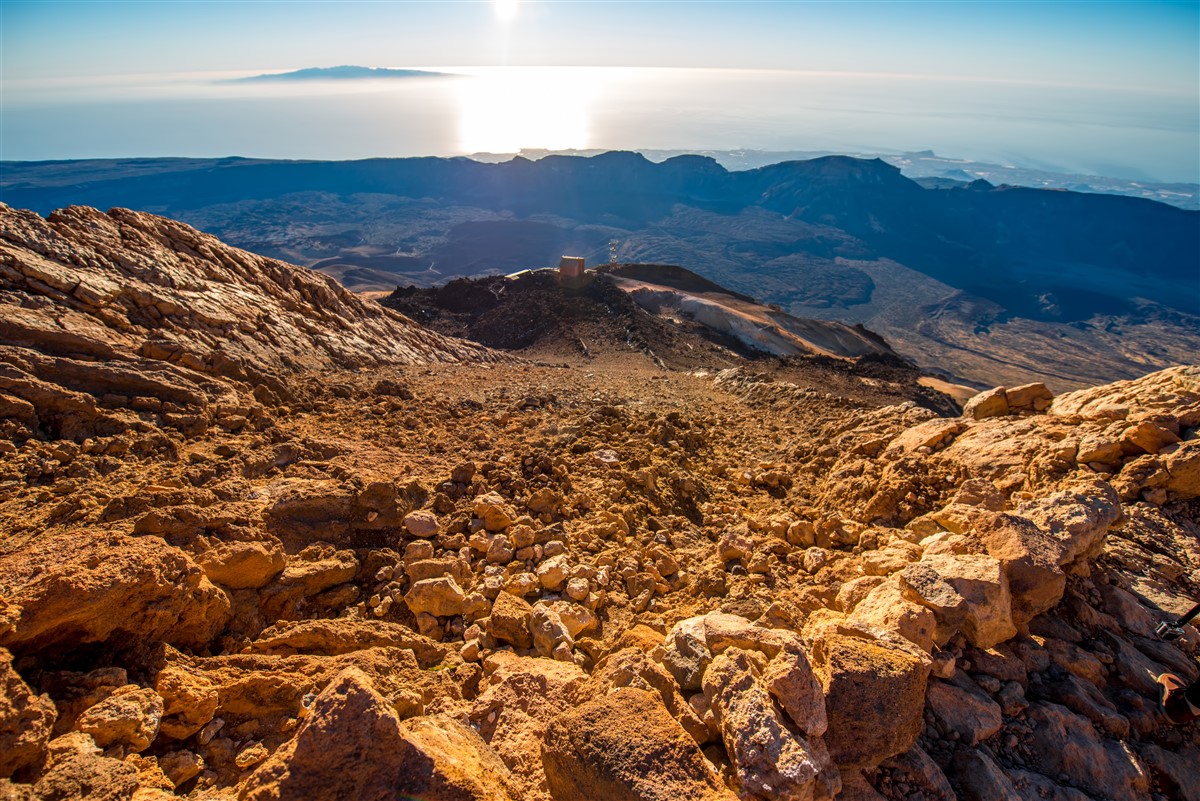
[0,648,56,779]
[542,688,732,801]
[0,205,501,425]
[0,532,230,654]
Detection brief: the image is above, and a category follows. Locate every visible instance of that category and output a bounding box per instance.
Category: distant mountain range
[1,152,1196,390]
[232,66,447,82]
[475,149,1198,210]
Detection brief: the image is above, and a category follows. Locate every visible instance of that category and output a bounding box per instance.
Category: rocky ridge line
[0,204,503,444]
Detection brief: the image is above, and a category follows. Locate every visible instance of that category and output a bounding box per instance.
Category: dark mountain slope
[3,153,1196,388]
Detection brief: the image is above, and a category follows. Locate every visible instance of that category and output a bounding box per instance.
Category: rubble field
[1,204,1197,801]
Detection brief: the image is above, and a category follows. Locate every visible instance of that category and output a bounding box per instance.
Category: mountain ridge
[2,153,1196,390]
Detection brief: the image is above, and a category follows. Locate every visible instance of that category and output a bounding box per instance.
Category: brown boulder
[971,512,1066,624]
[489,591,533,649]
[397,715,521,801]
[470,653,589,800]
[405,576,467,618]
[32,733,139,801]
[246,618,447,666]
[1162,439,1200,498]
[849,576,937,652]
[195,538,286,590]
[910,553,1015,649]
[0,531,230,654]
[951,749,1022,801]
[703,648,839,801]
[474,493,515,532]
[1005,382,1053,412]
[274,547,358,597]
[1026,702,1149,801]
[1014,479,1121,567]
[588,647,709,745]
[1049,365,1200,424]
[243,667,518,801]
[926,678,1002,746]
[174,646,439,723]
[74,686,163,753]
[154,665,218,740]
[811,634,930,769]
[962,387,1009,420]
[542,688,732,801]
[763,644,828,737]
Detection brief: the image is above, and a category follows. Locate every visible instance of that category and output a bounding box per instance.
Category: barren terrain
[1,205,1198,801]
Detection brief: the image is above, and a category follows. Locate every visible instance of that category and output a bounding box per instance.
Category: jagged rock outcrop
[0,531,231,655]
[0,204,502,444]
[0,648,56,779]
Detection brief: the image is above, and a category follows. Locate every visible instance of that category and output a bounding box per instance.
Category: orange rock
[542,688,734,801]
[0,531,230,654]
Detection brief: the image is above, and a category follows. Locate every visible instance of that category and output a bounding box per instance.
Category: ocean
[3,66,1196,183]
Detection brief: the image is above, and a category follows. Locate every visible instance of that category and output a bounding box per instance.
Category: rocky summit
[0,205,1197,801]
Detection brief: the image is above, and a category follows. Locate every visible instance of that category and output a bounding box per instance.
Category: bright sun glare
[458,67,605,154]
[494,0,520,23]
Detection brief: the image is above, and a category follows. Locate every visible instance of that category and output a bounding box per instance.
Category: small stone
[403,510,440,538]
[404,576,466,617]
[235,742,269,769]
[197,717,224,745]
[159,750,205,789]
[566,577,590,601]
[75,686,163,753]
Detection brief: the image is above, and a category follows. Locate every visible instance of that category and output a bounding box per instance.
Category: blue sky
[4,0,1197,93]
[2,1,1197,179]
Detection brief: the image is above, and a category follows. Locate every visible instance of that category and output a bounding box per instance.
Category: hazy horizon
[2,1,1197,183]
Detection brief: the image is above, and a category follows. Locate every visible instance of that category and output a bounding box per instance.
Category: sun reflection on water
[456,67,607,154]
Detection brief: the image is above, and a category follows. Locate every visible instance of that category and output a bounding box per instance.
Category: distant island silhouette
[232,66,448,82]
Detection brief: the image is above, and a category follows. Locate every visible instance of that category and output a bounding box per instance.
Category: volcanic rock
[703,647,839,801]
[542,688,732,801]
[0,648,56,779]
[489,591,534,649]
[0,532,230,654]
[242,667,518,801]
[74,686,163,753]
[811,634,930,769]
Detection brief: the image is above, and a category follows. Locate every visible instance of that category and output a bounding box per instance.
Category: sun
[494,0,519,23]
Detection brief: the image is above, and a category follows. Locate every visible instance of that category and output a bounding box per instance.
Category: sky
[3,0,1196,89]
[1,0,1198,180]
